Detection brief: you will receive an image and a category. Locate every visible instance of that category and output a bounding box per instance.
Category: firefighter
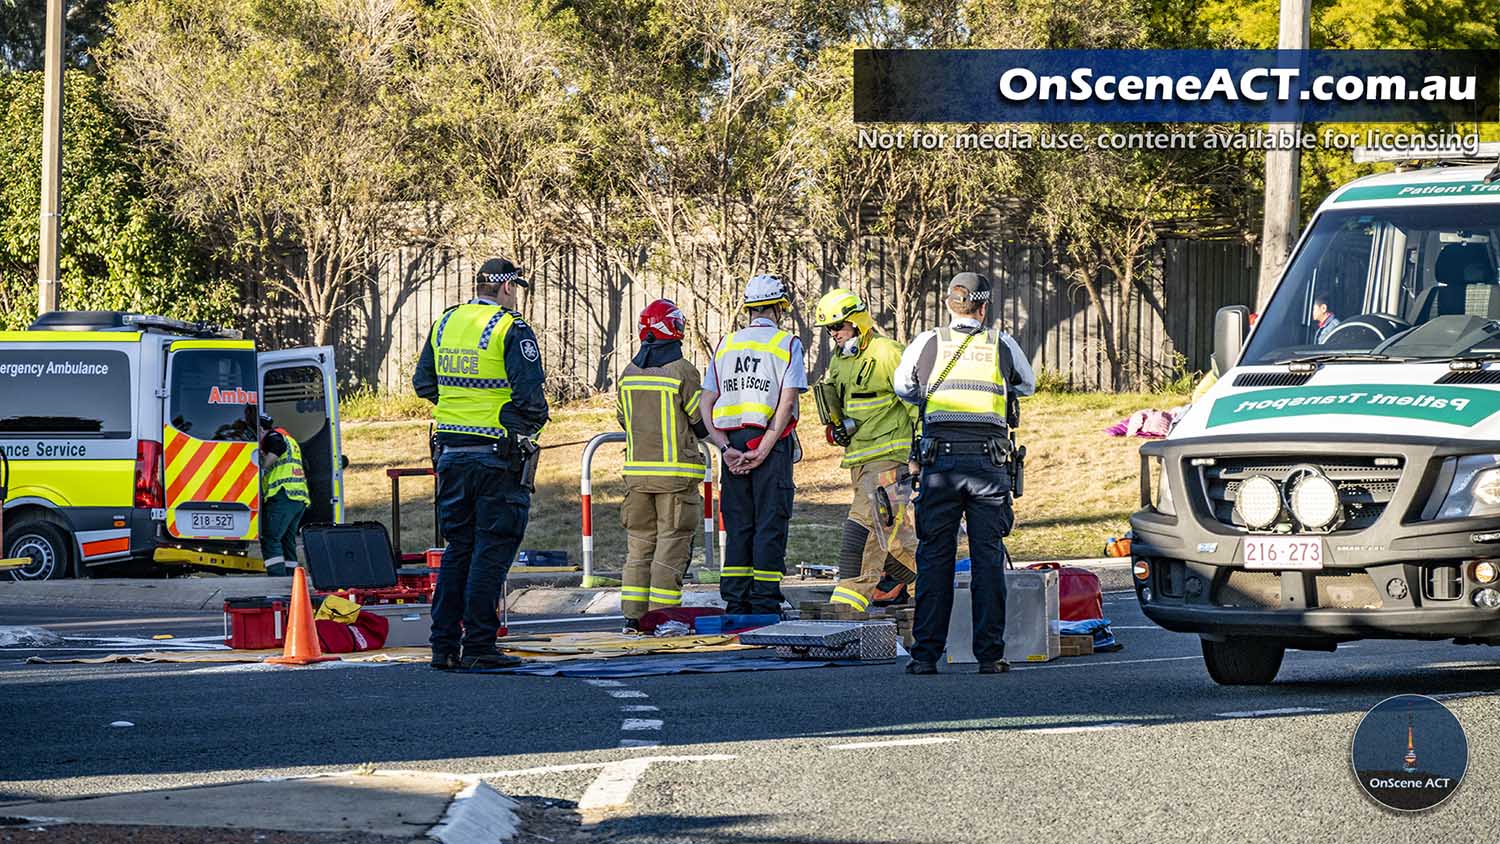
[258,414,309,577]
[617,299,709,631]
[699,274,808,616]
[413,257,549,671]
[894,272,1034,675]
[811,289,919,613]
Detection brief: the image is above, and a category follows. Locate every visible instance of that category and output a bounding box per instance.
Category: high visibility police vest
[826,335,915,467]
[619,358,705,483]
[265,428,310,504]
[431,303,518,440]
[711,325,794,430]
[924,327,1008,430]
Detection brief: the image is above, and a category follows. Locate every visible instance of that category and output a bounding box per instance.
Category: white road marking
[620,705,659,712]
[1012,655,1199,671]
[507,615,624,627]
[577,755,735,812]
[1432,691,1497,701]
[475,762,609,778]
[621,719,663,731]
[583,679,625,687]
[1027,722,1142,735]
[607,690,648,699]
[618,739,660,748]
[828,736,954,750]
[1215,707,1325,718]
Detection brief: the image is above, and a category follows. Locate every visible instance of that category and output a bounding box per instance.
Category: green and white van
[1132,152,1500,684]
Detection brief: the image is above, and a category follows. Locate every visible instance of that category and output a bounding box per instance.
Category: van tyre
[3,516,74,582]
[1201,637,1284,685]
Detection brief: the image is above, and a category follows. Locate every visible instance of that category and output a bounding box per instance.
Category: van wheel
[3,516,74,581]
[1201,637,1285,685]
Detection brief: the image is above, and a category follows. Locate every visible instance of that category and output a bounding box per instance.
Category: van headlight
[1435,455,1500,520]
[1146,455,1175,516]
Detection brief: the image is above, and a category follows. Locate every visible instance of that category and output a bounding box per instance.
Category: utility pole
[37,0,66,316]
[1256,0,1310,309]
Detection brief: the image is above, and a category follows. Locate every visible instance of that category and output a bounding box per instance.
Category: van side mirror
[1213,306,1250,374]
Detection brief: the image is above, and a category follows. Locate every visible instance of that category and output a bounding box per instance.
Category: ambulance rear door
[163,340,262,541]
[258,347,345,525]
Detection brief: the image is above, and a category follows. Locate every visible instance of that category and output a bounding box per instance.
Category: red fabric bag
[1026,563,1104,621]
[315,610,391,653]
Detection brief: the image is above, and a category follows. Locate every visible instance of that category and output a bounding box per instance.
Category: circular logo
[520,338,539,362]
[1351,694,1468,812]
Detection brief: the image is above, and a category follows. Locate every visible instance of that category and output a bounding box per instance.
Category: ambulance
[1132,150,1500,684]
[0,311,345,580]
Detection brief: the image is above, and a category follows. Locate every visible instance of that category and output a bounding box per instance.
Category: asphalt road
[3,592,1498,843]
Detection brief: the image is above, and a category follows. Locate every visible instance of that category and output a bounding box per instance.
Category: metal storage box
[945,568,1061,664]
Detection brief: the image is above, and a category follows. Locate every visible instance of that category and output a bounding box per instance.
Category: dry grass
[341,391,1187,570]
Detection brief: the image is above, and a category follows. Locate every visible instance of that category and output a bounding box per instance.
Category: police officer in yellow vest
[413,258,549,670]
[895,272,1034,675]
[258,414,310,577]
[812,289,919,613]
[617,299,708,630]
[700,274,808,616]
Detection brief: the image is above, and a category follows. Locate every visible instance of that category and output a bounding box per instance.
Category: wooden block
[1060,635,1094,657]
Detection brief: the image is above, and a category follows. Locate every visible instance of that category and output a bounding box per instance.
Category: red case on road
[1026,563,1104,621]
[223,597,286,649]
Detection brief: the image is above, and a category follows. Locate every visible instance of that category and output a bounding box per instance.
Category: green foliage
[339,386,434,421]
[1033,368,1078,393]
[0,70,234,329]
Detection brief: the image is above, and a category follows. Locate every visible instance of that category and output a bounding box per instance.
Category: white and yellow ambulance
[0,311,344,580]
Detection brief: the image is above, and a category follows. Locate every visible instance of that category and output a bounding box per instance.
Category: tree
[0,70,231,328]
[1,0,114,71]
[103,0,429,346]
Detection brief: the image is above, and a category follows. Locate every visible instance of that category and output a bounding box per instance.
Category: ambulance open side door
[258,347,346,525]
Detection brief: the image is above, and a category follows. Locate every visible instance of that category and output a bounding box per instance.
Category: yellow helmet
[813,288,872,335]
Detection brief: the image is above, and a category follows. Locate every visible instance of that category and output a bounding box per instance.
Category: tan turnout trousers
[621,483,701,620]
[829,458,916,611]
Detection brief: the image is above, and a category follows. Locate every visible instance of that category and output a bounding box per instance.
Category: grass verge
[341,390,1186,570]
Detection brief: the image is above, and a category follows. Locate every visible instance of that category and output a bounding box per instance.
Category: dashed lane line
[607,689,649,698]
[1216,707,1326,718]
[1026,722,1143,735]
[828,736,954,750]
[620,705,659,712]
[583,679,625,687]
[621,719,663,731]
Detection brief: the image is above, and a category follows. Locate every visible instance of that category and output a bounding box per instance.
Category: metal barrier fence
[579,432,722,584]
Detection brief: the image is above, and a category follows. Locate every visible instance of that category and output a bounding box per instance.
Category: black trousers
[911,451,1015,664]
[718,428,794,615]
[430,450,530,655]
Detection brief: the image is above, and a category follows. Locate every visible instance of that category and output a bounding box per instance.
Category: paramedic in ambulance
[259,414,310,577]
[413,257,549,671]
[1312,295,1340,343]
[698,274,808,616]
[617,299,709,632]
[895,272,1034,675]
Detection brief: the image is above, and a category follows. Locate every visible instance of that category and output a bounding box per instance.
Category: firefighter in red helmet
[616,299,711,631]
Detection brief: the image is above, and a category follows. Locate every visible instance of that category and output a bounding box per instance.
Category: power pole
[1256,0,1310,309]
[37,0,66,316]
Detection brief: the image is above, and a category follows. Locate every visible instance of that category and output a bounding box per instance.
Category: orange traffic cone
[267,567,339,665]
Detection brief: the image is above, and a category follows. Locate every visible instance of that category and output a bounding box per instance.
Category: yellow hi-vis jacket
[616,357,706,493]
[265,428,310,504]
[924,326,1008,429]
[431,303,518,440]
[710,325,795,430]
[824,335,918,468]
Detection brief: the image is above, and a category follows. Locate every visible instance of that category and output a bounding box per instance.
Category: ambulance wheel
[3,516,74,581]
[1201,637,1284,685]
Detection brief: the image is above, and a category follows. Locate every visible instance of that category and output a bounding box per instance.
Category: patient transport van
[0,311,345,580]
[1132,151,1500,684]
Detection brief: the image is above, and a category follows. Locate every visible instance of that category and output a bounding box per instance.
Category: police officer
[413,258,549,670]
[894,272,1034,675]
[617,299,709,630]
[811,289,919,612]
[258,414,309,578]
[700,274,808,616]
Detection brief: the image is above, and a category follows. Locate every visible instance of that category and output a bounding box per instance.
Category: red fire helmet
[639,299,686,341]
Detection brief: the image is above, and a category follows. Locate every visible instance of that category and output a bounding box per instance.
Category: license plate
[186,510,248,537]
[1241,536,1325,570]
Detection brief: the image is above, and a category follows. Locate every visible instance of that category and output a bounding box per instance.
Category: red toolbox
[223,597,287,649]
[397,565,439,595]
[1026,563,1104,621]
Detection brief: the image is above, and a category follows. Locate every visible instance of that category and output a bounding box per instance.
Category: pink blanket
[1105,408,1177,439]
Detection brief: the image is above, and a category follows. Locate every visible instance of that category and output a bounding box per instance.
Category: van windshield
[1240,204,1500,366]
